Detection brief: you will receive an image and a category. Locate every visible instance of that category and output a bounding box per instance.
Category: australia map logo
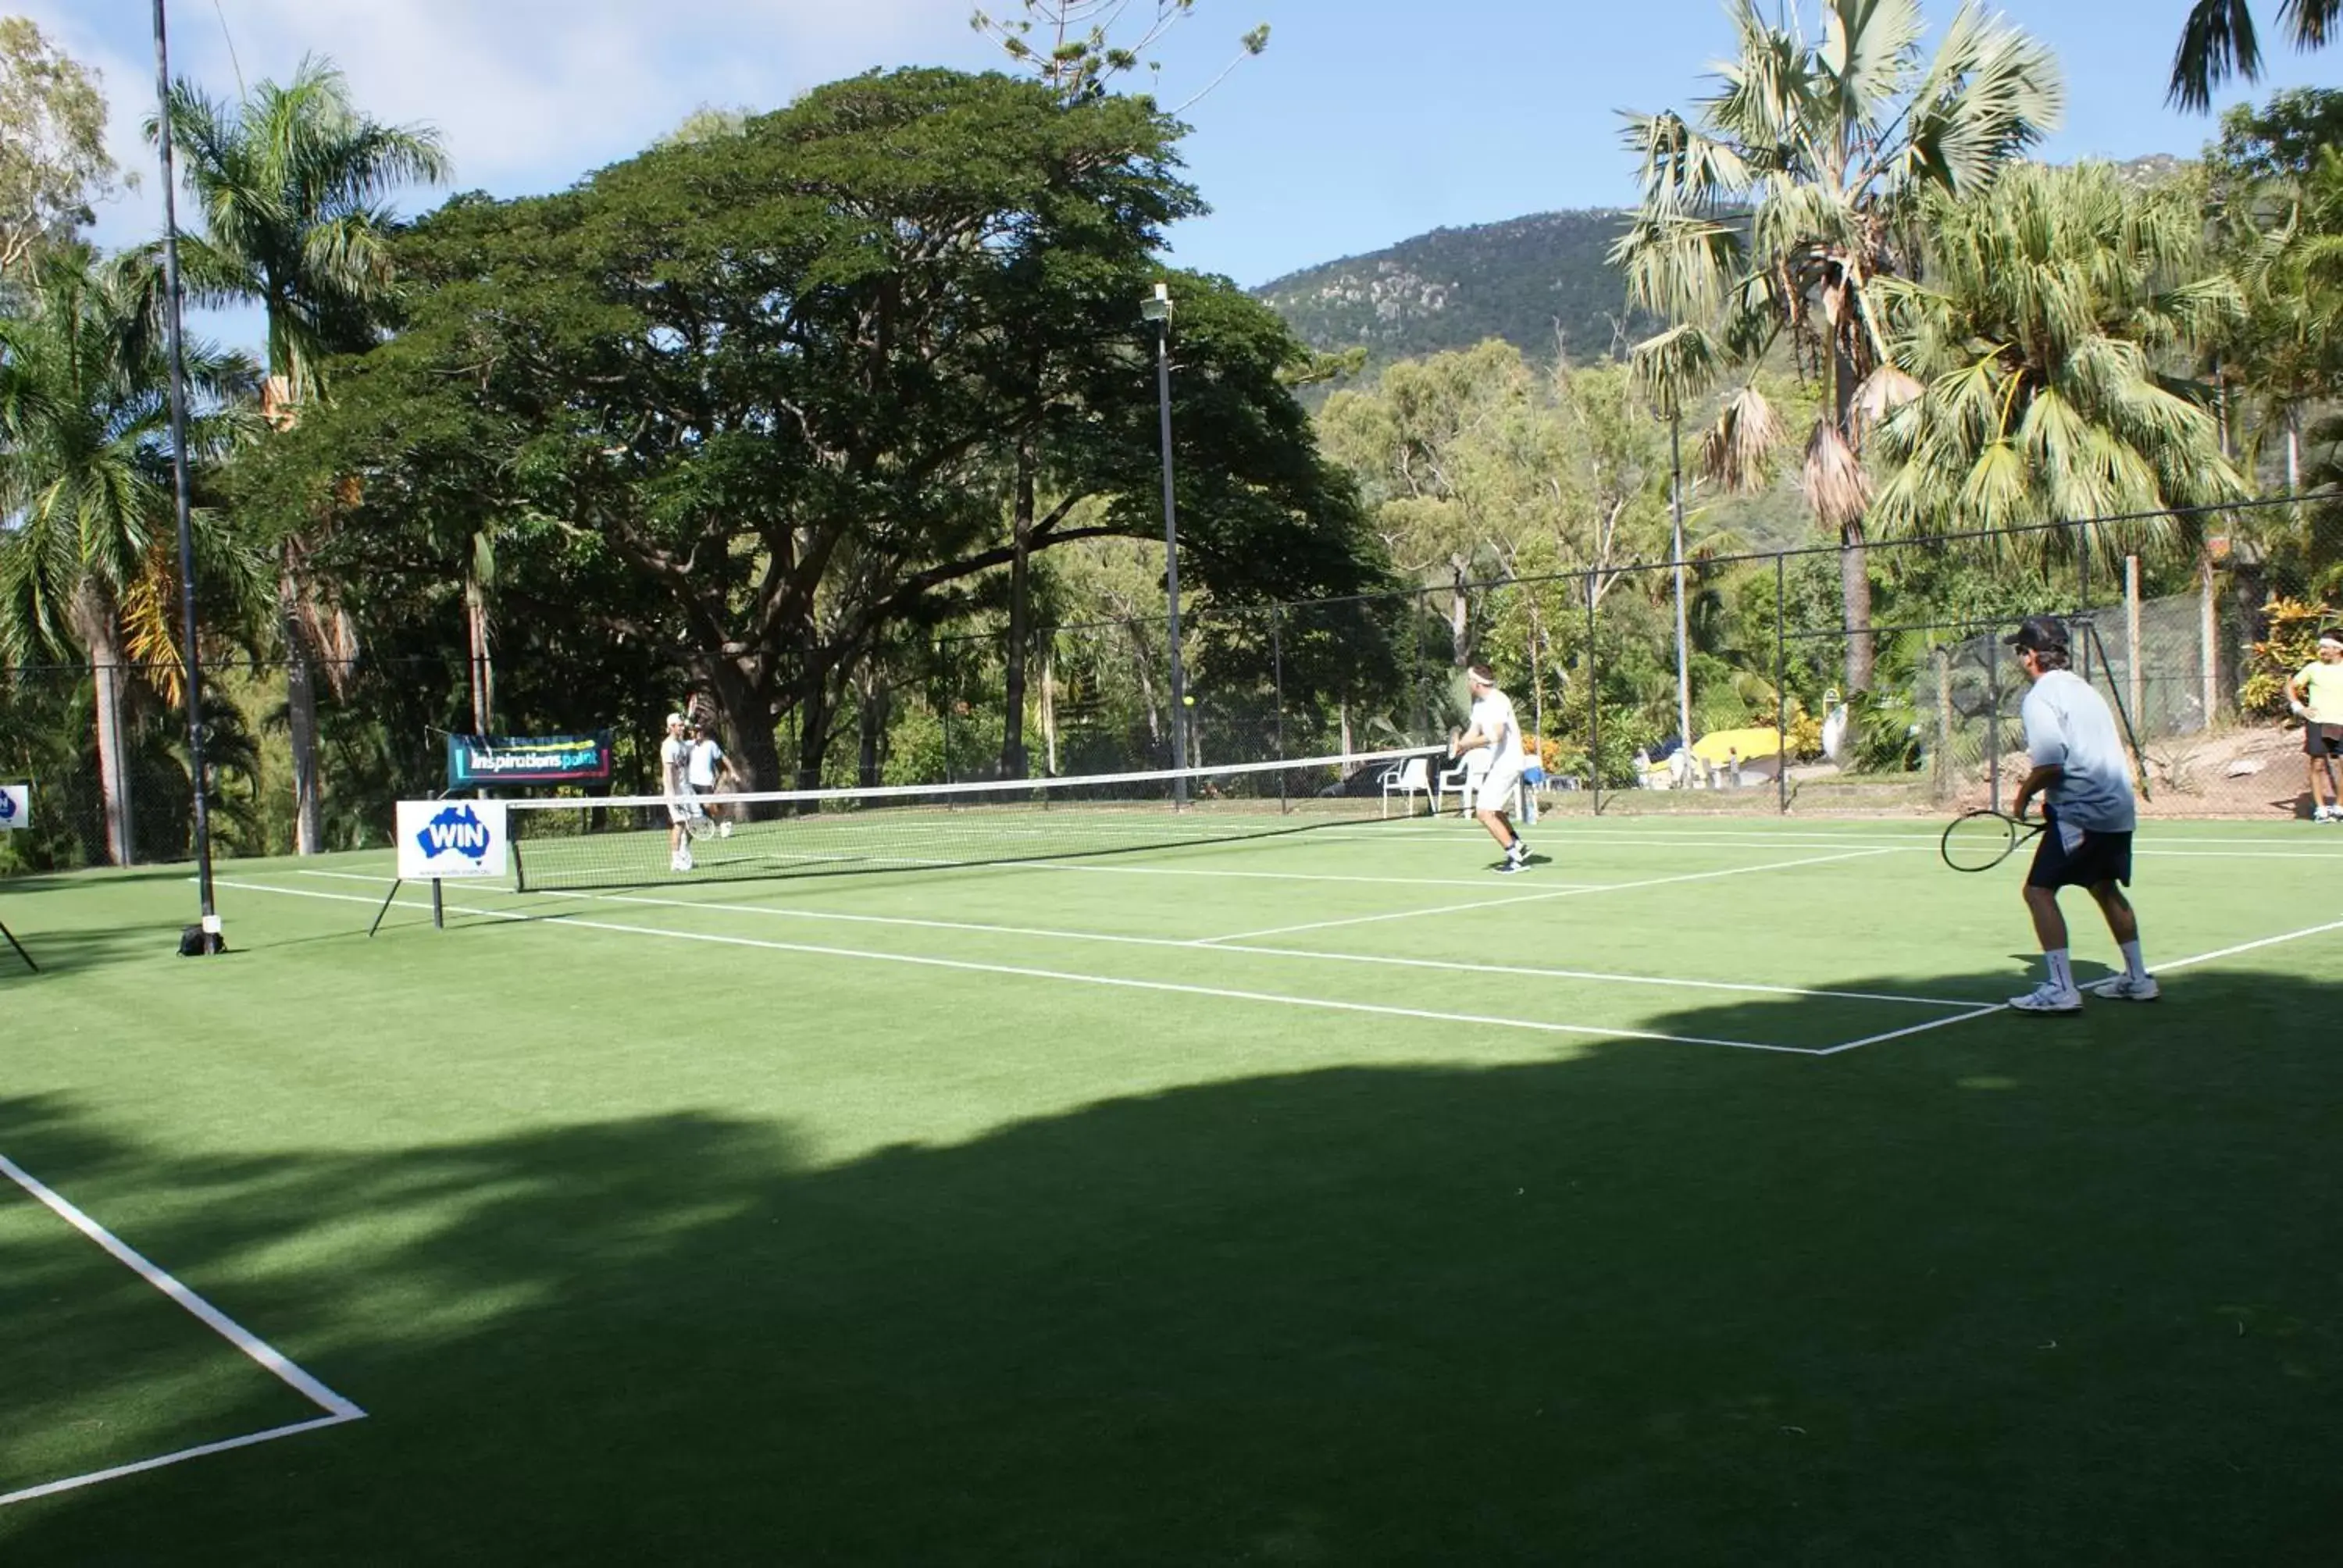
[0,787,20,825]
[415,804,493,862]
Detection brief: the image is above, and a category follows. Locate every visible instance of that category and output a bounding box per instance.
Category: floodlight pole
[152,0,219,946]
[1144,283,1189,801]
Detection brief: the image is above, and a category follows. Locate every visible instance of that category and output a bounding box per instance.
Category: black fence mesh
[7,495,2340,875]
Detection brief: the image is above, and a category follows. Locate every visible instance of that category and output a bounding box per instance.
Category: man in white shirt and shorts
[2006,616,2155,1012]
[660,711,697,872]
[1450,664,1532,874]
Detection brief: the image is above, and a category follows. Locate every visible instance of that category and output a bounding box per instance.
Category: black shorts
[2027,813,2133,891]
[2306,724,2343,759]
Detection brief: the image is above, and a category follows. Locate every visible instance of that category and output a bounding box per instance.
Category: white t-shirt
[2020,668,2135,833]
[1471,688,1525,782]
[687,737,724,789]
[660,736,692,795]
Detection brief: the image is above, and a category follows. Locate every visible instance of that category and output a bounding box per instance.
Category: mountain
[1252,208,1642,372]
[1252,155,2197,378]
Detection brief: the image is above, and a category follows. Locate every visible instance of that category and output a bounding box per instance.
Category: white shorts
[1478,754,1527,811]
[666,789,699,825]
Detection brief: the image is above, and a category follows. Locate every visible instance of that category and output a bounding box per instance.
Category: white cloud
[21,0,990,254]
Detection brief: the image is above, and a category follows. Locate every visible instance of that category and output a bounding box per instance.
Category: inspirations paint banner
[444,732,613,789]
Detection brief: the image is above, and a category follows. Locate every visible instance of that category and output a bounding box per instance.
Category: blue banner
[444,732,613,789]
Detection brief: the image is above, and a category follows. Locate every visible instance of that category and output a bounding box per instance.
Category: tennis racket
[683,807,717,843]
[1940,808,2044,872]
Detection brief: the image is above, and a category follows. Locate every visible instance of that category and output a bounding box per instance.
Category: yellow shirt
[2297,660,2343,724]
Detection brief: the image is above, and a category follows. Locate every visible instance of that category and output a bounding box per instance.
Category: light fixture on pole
[1142,281,1190,800]
[151,0,222,953]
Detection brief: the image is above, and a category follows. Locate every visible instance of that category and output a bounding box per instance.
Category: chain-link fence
[9,494,2339,875]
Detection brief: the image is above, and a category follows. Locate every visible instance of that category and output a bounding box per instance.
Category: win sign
[394,799,509,881]
[0,783,26,831]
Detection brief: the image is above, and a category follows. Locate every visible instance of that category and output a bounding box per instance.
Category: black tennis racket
[1940,808,2045,872]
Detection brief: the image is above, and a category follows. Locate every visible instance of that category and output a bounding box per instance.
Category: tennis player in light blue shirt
[2006,615,2154,1013]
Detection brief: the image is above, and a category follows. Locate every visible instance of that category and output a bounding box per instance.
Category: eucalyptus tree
[157,55,448,853]
[1865,162,2249,554]
[2169,1,2341,112]
[1612,0,2064,690]
[0,247,259,863]
[0,16,122,280]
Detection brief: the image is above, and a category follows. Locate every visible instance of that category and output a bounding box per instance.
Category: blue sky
[31,0,2336,336]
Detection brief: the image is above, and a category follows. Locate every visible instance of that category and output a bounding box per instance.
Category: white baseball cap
[665,711,686,726]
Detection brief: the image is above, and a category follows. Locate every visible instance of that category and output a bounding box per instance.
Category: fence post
[1775,553,1788,815]
[1986,632,2002,804]
[1271,604,1286,764]
[939,640,954,786]
[1934,646,1952,804]
[2125,555,2143,736]
[1587,578,1602,816]
[2199,557,2219,733]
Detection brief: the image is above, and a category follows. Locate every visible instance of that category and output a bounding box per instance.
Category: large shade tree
[1866,162,2250,549]
[0,247,256,862]
[244,69,1387,792]
[1612,0,2064,691]
[157,55,448,853]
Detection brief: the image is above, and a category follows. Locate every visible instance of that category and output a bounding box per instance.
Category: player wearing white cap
[2284,633,2343,822]
[660,711,696,872]
[1450,664,1531,874]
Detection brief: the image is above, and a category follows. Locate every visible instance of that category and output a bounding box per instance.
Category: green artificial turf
[1,815,2338,1564]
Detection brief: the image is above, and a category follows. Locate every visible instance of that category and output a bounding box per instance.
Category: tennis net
[506,747,1436,893]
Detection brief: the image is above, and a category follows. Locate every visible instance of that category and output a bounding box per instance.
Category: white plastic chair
[1438,749,1491,816]
[1380,756,1433,818]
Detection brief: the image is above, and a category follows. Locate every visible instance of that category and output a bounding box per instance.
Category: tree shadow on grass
[1,963,2338,1566]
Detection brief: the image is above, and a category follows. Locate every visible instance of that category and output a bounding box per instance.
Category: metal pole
[1271,604,1287,811]
[152,0,219,950]
[1671,413,1693,756]
[1152,308,1189,801]
[1987,630,2002,805]
[1775,551,1788,814]
[1587,577,1602,816]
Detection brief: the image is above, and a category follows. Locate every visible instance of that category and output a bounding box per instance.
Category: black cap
[2006,615,2068,654]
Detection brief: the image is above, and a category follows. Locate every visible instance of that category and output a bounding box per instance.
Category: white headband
[2321,636,2342,652]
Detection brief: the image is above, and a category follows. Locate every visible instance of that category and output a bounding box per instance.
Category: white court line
[0,1414,362,1509]
[292,871,1974,1009]
[1819,913,2343,1053]
[0,1153,364,1509]
[215,878,1813,1055]
[1326,828,2343,861]
[1196,848,1897,944]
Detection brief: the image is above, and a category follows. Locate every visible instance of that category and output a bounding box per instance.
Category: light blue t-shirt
[2020,669,2136,832]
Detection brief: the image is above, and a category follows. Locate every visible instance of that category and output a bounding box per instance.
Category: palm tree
[0,247,258,863]
[1612,0,2064,691]
[2170,1,2341,113]
[158,55,448,853]
[1865,162,2250,549]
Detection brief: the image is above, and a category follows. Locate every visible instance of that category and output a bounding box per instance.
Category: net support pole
[1775,552,1788,815]
[0,918,36,973]
[152,0,220,953]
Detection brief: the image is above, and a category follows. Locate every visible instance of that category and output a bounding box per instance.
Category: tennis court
[4,810,2341,1563]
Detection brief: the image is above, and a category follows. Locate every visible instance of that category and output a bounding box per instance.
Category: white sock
[1508,838,1528,861]
[2045,950,2074,992]
[2120,940,2146,979]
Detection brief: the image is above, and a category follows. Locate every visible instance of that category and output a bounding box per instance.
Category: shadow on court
[1,963,2338,1566]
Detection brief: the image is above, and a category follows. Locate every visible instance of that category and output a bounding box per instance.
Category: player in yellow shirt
[2284,634,2343,822]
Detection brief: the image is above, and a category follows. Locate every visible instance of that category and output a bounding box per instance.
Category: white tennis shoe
[2092,973,2160,1002]
[2008,981,2082,1014]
